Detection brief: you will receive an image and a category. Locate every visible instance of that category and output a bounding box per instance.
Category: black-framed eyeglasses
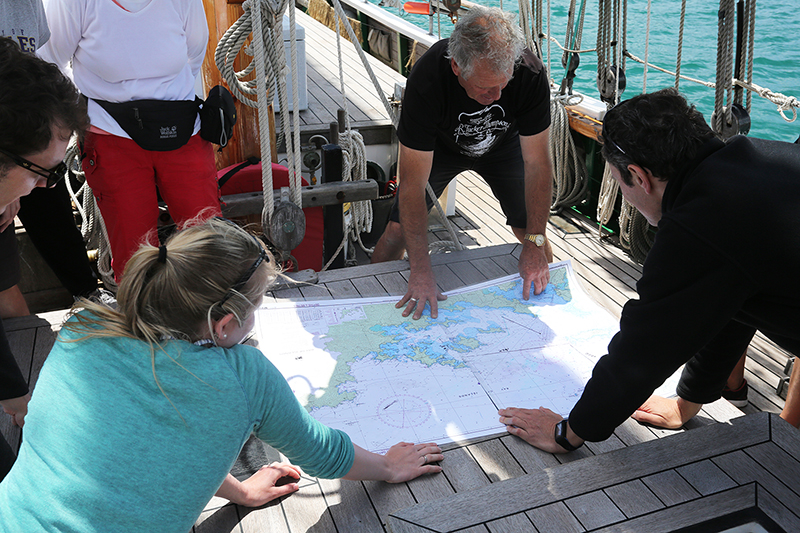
[0,146,67,188]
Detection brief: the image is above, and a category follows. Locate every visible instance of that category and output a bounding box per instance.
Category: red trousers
[83,132,221,282]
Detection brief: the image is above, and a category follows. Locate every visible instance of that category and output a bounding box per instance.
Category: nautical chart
[255,260,680,453]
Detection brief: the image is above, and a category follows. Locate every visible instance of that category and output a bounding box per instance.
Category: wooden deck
[283,8,405,146]
[3,177,798,531]
[4,6,798,531]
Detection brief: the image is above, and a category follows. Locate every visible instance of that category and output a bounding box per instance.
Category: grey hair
[446,6,524,79]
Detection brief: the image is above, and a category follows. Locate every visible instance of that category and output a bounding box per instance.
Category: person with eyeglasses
[0,38,90,478]
[0,2,99,322]
[0,217,444,532]
[497,88,800,454]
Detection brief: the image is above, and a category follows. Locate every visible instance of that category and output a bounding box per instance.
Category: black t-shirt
[397,39,551,158]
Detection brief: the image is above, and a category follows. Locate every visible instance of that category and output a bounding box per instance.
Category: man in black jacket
[498,88,800,453]
[0,38,89,476]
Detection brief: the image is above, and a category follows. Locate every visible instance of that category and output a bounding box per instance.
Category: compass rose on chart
[376,395,431,428]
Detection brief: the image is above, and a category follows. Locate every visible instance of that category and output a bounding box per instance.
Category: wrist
[676,397,703,423]
[554,419,584,452]
[523,233,547,247]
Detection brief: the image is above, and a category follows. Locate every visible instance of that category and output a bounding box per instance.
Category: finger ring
[422,455,427,464]
[410,298,418,302]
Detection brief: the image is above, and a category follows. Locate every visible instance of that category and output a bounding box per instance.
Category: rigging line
[624,50,714,88]
[642,0,652,92]
[745,0,756,112]
[675,0,686,89]
[624,48,800,121]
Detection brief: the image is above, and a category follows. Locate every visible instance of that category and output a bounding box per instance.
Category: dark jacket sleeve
[0,321,29,401]
[568,222,752,442]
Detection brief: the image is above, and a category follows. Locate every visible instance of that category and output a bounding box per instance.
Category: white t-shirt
[39,0,207,137]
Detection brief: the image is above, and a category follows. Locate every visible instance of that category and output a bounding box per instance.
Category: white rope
[341,130,379,259]
[596,162,618,238]
[215,0,310,238]
[623,51,798,123]
[550,94,589,211]
[288,6,303,207]
[64,136,117,290]
[596,0,626,240]
[248,0,277,231]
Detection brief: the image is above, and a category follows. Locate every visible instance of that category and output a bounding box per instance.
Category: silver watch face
[534,235,545,246]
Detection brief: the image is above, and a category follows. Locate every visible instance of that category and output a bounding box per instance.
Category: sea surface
[374,0,800,142]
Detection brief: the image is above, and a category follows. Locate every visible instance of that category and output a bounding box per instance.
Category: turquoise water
[377,0,800,142]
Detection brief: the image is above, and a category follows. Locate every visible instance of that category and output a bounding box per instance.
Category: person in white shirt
[40,0,222,284]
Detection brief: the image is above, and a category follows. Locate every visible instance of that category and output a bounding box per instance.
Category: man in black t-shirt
[371,6,553,320]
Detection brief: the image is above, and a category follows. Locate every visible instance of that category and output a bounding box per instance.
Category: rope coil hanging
[215,0,305,240]
[549,94,589,211]
[64,136,117,291]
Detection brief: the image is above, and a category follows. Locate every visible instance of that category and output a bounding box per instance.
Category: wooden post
[201,0,278,169]
[321,138,344,269]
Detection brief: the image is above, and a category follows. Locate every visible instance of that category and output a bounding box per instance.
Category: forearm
[520,130,553,234]
[523,157,553,235]
[342,444,390,481]
[215,474,246,502]
[398,191,433,274]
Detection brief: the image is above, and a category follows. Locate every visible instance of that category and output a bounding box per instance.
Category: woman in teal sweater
[0,217,443,532]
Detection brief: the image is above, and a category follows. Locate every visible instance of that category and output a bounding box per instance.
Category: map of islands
[255,260,678,453]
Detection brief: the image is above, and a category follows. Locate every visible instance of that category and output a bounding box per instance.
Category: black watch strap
[554,419,582,451]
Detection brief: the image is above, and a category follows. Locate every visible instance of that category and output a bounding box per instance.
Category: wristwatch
[554,419,582,452]
[524,233,546,247]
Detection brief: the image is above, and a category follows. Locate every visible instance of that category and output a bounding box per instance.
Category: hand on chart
[518,241,552,299]
[498,406,567,454]
[395,269,446,320]
[383,441,443,483]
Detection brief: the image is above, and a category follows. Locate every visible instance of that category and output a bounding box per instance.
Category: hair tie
[157,245,167,264]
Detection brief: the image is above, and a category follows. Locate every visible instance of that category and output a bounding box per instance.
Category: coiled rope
[64,136,117,291]
[215,0,305,237]
[550,94,589,211]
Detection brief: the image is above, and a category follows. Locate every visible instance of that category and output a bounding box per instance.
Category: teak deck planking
[1,7,796,531]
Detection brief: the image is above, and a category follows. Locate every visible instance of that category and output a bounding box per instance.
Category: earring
[222,334,227,339]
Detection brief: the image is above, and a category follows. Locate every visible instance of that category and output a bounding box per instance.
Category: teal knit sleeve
[225,346,355,479]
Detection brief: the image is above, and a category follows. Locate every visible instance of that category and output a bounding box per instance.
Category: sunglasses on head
[0,146,67,188]
[215,217,272,307]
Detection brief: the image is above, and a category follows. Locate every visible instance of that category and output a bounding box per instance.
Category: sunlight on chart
[255,260,680,453]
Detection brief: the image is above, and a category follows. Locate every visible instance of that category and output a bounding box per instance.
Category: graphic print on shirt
[2,29,37,53]
[454,105,511,157]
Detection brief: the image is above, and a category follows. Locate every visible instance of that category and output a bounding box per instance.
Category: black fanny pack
[199,85,237,149]
[93,98,201,151]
